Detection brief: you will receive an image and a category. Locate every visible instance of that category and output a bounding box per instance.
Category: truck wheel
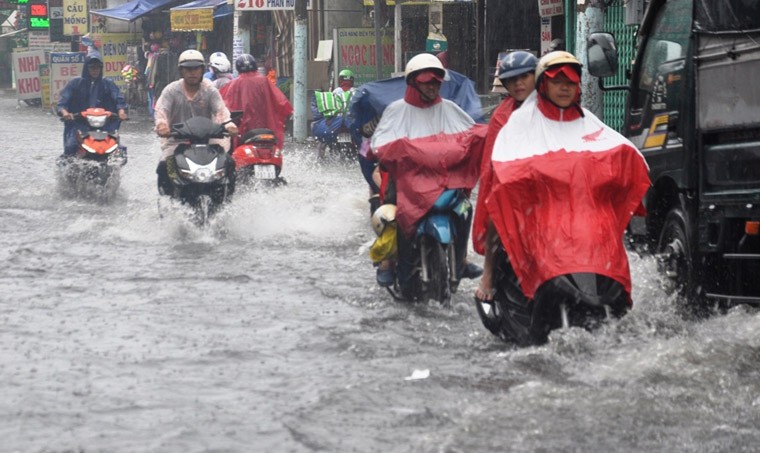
[656,209,708,316]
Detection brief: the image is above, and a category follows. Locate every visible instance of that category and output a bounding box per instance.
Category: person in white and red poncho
[480,51,651,306]
[371,53,488,288]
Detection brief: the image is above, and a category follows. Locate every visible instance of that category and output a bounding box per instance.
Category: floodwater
[1,94,758,452]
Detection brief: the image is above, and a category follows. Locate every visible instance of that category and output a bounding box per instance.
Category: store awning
[91,0,177,22]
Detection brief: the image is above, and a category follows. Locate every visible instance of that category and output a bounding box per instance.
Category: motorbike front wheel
[422,237,451,305]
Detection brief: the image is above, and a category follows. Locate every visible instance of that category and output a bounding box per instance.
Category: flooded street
[1,94,759,452]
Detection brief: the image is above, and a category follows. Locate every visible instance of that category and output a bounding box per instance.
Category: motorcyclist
[220,54,293,147]
[371,53,485,287]
[473,50,538,303]
[153,49,238,196]
[57,49,128,159]
[207,52,234,90]
[333,68,356,96]
[312,68,358,157]
[485,51,651,305]
[204,52,227,81]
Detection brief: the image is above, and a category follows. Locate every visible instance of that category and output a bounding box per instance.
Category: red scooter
[231,128,286,186]
[57,107,127,197]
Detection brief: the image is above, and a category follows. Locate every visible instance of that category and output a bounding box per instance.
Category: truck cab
[588,0,760,307]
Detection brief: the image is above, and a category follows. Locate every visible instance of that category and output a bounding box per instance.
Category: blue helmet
[235,54,258,73]
[498,51,538,81]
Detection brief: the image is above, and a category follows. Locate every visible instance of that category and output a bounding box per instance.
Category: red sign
[31,3,47,15]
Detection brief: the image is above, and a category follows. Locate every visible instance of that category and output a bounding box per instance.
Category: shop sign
[39,63,51,107]
[63,0,88,36]
[540,16,552,55]
[333,28,394,85]
[91,33,142,90]
[12,50,45,100]
[50,52,85,105]
[171,8,214,31]
[538,0,563,17]
[236,0,311,11]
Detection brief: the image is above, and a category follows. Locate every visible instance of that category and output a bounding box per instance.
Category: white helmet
[535,50,582,85]
[404,53,446,84]
[208,52,231,73]
[371,204,397,236]
[178,49,205,68]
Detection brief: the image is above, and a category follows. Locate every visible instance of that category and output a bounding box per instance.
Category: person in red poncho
[472,50,538,303]
[371,53,487,288]
[483,51,650,308]
[220,54,293,147]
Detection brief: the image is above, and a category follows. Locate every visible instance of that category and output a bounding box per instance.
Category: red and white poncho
[486,91,651,299]
[372,96,487,238]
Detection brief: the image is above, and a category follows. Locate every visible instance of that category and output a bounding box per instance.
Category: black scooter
[476,248,629,346]
[164,116,236,226]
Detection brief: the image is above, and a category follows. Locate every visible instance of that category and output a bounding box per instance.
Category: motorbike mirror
[587,32,619,78]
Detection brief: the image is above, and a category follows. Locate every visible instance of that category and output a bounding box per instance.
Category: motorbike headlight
[193,167,214,182]
[87,115,108,128]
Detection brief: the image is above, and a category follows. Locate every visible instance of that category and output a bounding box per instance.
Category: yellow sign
[63,0,88,36]
[171,8,214,32]
[91,33,143,90]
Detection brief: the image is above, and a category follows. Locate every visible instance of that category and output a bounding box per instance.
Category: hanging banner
[171,8,214,32]
[63,0,88,36]
[540,16,552,55]
[12,50,45,100]
[50,52,85,106]
[334,28,395,85]
[538,0,563,17]
[236,0,311,11]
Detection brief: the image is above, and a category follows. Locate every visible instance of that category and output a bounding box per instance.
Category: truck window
[635,0,692,108]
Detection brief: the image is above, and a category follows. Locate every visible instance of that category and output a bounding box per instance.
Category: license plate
[254,164,276,180]
[337,132,351,143]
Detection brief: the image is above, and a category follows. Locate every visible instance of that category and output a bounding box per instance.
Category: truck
[587,0,760,310]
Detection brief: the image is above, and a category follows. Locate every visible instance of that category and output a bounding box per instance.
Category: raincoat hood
[83,50,104,82]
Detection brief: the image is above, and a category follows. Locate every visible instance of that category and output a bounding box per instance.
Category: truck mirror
[587,32,619,78]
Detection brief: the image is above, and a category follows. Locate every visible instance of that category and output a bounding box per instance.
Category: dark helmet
[498,51,538,82]
[235,54,258,73]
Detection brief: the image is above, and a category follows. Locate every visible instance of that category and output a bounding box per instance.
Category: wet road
[1,94,759,452]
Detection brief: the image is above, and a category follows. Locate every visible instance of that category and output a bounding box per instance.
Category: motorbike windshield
[487,93,651,299]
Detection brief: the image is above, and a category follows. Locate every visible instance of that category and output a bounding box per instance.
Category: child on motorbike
[472,50,538,303]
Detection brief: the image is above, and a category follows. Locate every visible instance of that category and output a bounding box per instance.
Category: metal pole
[293,0,309,141]
[394,3,402,74]
[577,0,605,118]
[374,0,383,79]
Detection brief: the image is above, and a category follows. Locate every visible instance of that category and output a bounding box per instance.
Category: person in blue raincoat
[57,49,128,158]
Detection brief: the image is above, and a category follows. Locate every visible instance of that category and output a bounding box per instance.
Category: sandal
[474,283,496,302]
